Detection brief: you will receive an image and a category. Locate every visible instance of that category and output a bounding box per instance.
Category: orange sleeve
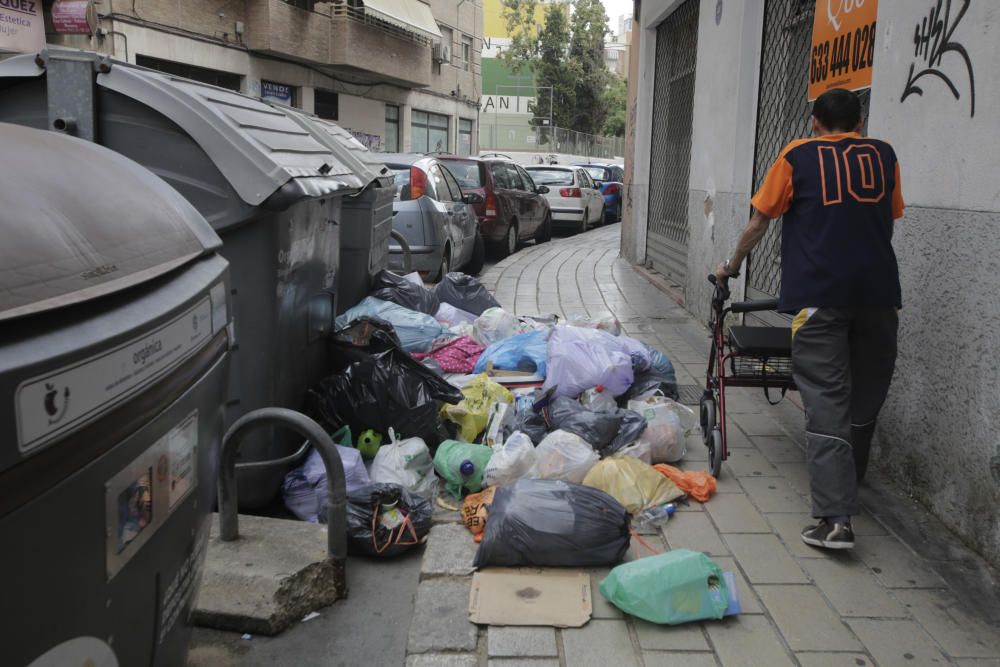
[891,161,905,219]
[751,153,794,219]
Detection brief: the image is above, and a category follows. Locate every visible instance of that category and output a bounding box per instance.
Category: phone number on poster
[810,21,877,86]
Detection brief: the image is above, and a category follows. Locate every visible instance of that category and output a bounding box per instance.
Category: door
[515,165,543,234]
[489,161,518,231]
[428,163,462,261]
[439,164,476,264]
[578,170,602,222]
[645,0,699,284]
[504,163,531,239]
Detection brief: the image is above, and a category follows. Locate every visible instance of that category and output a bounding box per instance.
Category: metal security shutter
[645,0,699,285]
[748,0,870,323]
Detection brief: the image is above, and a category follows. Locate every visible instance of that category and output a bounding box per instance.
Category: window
[135,55,241,91]
[314,89,338,120]
[490,163,511,189]
[525,168,574,185]
[462,35,473,72]
[440,159,485,188]
[385,105,400,152]
[439,26,453,71]
[440,165,465,201]
[578,170,593,188]
[412,110,449,154]
[428,164,452,201]
[516,166,536,191]
[505,163,526,191]
[458,118,473,156]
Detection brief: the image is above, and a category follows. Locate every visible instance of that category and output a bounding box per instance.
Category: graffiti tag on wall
[901,0,976,117]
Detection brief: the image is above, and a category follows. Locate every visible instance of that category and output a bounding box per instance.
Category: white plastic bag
[527,430,600,484]
[368,428,439,499]
[543,325,634,398]
[568,313,623,336]
[473,307,519,346]
[611,439,652,464]
[483,431,537,487]
[435,302,478,328]
[627,396,696,463]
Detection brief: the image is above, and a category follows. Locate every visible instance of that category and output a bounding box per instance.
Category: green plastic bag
[433,440,493,499]
[598,549,729,625]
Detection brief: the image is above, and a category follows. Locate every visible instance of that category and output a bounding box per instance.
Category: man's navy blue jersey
[751,132,905,312]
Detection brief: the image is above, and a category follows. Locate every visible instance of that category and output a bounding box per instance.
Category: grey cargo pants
[791,307,898,518]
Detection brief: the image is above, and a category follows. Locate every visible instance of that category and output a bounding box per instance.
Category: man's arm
[713,209,773,284]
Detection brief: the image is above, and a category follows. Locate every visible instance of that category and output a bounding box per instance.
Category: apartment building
[27,0,482,154]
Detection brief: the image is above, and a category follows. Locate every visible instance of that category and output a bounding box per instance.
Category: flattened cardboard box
[469,568,592,627]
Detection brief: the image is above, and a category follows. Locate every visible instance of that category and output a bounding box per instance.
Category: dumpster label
[15,298,212,454]
[168,411,198,509]
[158,518,210,644]
[105,410,200,579]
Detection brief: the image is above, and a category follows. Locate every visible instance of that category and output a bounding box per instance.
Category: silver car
[384,154,485,280]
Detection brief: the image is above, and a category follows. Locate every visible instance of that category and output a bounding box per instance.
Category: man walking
[714,88,904,550]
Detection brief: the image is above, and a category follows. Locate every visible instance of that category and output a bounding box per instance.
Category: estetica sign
[0,0,45,53]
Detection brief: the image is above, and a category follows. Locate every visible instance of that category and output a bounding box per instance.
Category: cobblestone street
[405,225,1000,667]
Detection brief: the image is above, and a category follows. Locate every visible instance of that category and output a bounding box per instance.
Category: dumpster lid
[286,110,395,189]
[0,49,369,205]
[0,123,222,322]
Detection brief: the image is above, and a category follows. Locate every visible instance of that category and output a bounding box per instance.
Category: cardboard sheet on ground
[469,569,592,627]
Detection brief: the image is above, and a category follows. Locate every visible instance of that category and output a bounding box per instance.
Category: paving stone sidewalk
[405,225,1000,667]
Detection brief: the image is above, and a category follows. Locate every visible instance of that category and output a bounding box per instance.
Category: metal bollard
[217,407,347,560]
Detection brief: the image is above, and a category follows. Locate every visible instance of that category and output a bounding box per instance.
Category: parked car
[383,154,485,280]
[439,156,553,258]
[523,165,606,233]
[573,163,625,222]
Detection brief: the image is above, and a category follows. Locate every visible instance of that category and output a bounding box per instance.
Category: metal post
[218,407,347,560]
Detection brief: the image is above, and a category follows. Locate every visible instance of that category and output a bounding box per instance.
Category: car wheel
[598,203,606,226]
[536,213,552,243]
[433,245,451,282]
[494,221,518,259]
[464,231,485,275]
[579,209,588,234]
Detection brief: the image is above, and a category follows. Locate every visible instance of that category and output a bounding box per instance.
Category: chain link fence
[749,0,870,301]
[479,121,624,160]
[645,0,699,283]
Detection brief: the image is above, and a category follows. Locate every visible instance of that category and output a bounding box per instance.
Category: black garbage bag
[432,272,501,316]
[548,397,647,457]
[473,479,630,568]
[308,340,463,443]
[345,483,433,557]
[620,369,680,403]
[370,270,440,315]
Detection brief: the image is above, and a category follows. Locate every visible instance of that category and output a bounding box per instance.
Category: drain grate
[676,384,703,405]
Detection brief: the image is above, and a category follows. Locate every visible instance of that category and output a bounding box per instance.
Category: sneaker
[801,519,855,549]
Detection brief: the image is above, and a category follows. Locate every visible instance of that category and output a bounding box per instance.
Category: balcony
[247,0,432,88]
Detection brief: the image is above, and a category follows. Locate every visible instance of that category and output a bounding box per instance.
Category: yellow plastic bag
[440,373,513,442]
[582,457,684,515]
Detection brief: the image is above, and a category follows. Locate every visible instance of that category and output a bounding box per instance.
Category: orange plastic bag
[461,486,497,542]
[652,464,717,503]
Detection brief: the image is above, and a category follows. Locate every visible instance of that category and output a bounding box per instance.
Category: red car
[437,156,553,258]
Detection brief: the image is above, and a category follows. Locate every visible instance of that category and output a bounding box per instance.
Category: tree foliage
[603,76,627,137]
[499,0,615,136]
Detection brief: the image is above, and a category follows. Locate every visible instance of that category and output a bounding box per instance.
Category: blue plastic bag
[644,344,677,382]
[335,297,445,353]
[473,329,549,377]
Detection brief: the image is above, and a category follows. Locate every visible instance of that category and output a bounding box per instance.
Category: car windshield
[439,160,484,188]
[388,167,410,199]
[526,169,574,185]
[583,166,610,181]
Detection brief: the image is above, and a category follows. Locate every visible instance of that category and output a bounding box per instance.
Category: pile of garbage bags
[283,270,704,565]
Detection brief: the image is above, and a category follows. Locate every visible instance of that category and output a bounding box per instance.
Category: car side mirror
[463,192,484,204]
[593,180,603,187]
[535,185,550,194]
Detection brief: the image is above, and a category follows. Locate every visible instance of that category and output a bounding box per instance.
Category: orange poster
[808,0,879,101]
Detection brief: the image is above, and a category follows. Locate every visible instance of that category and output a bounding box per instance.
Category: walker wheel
[700,395,717,445]
[708,428,724,478]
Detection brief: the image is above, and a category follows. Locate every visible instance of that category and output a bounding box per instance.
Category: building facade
[16,0,482,154]
[623,0,1000,568]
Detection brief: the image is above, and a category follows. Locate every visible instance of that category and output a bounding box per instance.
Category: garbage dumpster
[0,48,377,508]
[0,123,231,666]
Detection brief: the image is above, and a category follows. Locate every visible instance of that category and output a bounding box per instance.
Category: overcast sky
[602,0,633,30]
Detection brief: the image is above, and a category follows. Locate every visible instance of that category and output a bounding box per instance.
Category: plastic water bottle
[633,503,676,530]
[580,385,617,412]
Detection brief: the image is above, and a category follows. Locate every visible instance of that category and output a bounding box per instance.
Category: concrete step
[191,513,346,636]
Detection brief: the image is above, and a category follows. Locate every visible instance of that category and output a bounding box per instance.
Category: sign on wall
[808,0,879,100]
[0,0,46,53]
[261,80,294,106]
[52,0,97,35]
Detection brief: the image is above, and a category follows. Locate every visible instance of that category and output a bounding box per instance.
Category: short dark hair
[812,88,862,132]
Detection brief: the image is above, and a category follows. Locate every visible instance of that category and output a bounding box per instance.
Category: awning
[361,0,442,41]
